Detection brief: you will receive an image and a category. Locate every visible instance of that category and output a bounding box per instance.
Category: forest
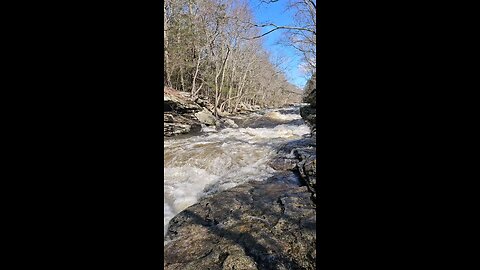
[164,0,316,115]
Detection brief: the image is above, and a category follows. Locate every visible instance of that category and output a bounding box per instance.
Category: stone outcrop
[302,77,316,107]
[271,135,317,202]
[164,87,265,136]
[300,73,316,134]
[164,113,202,136]
[294,147,316,202]
[164,87,217,136]
[164,171,316,270]
[299,106,316,132]
[164,88,203,113]
[195,108,217,126]
[297,73,317,201]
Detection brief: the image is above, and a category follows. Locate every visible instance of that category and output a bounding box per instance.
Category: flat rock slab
[164,171,316,270]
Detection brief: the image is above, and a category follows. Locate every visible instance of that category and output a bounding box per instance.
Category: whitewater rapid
[163,106,310,236]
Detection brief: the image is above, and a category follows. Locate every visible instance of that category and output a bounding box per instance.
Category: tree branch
[243,23,315,40]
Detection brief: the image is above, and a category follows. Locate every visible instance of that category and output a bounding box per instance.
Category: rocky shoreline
[163,82,317,269]
[164,87,259,137]
[164,87,214,136]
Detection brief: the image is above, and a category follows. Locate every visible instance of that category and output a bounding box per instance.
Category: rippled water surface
[164,106,309,236]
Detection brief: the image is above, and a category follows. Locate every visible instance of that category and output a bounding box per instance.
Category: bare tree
[163,0,303,113]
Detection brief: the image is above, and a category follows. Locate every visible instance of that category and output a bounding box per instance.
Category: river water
[163,105,310,236]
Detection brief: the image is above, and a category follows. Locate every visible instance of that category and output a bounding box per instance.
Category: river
[163,105,310,236]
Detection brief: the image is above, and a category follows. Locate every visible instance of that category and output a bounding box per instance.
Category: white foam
[264,111,302,121]
[236,124,310,139]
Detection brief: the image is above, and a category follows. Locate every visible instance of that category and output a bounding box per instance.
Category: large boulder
[299,105,316,133]
[164,172,316,270]
[195,108,217,126]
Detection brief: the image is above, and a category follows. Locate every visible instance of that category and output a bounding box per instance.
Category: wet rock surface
[164,171,316,270]
[272,134,317,202]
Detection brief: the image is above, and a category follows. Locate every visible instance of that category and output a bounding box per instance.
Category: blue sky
[248,0,308,89]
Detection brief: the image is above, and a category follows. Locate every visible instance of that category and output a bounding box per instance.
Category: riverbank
[165,87,263,137]
[164,87,302,137]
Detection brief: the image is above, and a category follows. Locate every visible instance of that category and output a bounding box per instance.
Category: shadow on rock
[164,172,316,270]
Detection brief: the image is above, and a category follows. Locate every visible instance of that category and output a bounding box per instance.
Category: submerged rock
[164,171,316,270]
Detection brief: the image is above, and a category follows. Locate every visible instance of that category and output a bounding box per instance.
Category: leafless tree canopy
[253,0,316,77]
[164,0,314,113]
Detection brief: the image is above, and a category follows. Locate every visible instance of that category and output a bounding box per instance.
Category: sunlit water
[163,105,310,236]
